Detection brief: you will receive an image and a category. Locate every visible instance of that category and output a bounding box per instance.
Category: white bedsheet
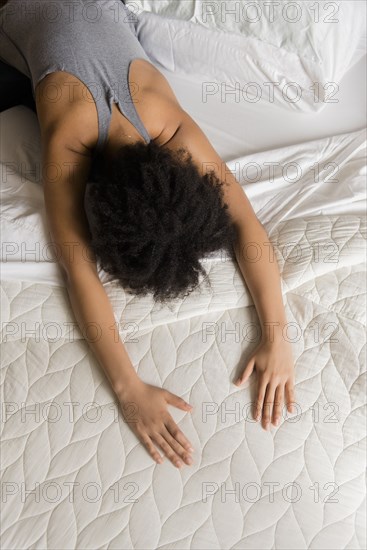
[164,54,367,160]
[128,1,367,113]
[0,43,366,550]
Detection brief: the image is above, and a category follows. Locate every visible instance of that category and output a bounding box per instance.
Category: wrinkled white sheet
[126,0,366,111]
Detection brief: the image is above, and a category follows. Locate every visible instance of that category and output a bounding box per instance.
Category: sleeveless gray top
[0,0,152,152]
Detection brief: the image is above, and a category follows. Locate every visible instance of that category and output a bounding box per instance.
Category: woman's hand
[117,379,195,468]
[234,336,295,430]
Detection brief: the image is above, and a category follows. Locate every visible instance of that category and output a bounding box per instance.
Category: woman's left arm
[165,110,296,430]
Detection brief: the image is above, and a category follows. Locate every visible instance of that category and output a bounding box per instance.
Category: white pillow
[125,0,366,112]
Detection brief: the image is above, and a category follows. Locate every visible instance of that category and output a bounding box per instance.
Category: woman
[0,0,295,469]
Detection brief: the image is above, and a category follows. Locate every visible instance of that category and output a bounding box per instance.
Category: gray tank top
[0,0,152,152]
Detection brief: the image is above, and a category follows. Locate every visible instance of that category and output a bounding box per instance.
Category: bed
[1,1,366,548]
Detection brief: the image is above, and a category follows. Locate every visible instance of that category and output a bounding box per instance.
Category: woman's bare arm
[166,112,289,335]
[41,126,194,467]
[42,132,140,392]
[165,110,296,429]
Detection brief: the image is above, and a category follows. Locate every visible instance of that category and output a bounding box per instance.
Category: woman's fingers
[118,383,196,468]
[134,422,187,469]
[161,425,193,465]
[253,376,267,423]
[135,428,164,465]
[165,416,194,454]
[254,378,295,430]
[235,355,255,386]
[285,380,295,414]
[262,383,276,430]
[272,385,284,426]
[152,432,186,468]
[164,390,192,412]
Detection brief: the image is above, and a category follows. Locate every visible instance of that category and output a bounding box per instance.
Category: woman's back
[0,0,153,151]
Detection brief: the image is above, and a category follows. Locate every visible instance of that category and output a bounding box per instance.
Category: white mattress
[0,49,366,550]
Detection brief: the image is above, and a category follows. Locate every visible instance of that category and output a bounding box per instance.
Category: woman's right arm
[42,131,140,387]
[41,130,194,468]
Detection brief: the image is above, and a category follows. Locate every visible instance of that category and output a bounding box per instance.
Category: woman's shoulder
[35,71,99,153]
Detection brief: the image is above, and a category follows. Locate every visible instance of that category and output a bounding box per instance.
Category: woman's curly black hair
[85,140,238,304]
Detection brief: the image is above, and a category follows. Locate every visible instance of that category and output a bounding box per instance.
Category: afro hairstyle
[85,140,238,303]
